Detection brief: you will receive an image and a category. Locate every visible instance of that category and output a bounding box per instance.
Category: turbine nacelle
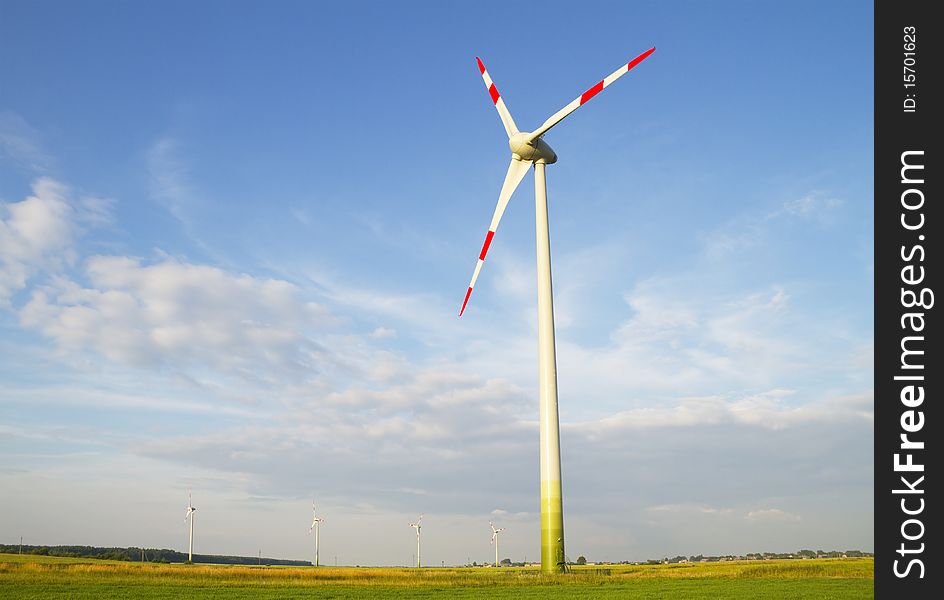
[509,133,557,165]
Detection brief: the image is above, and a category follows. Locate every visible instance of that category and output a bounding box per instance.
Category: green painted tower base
[540,482,565,573]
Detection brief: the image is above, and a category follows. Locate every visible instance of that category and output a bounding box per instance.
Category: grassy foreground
[0,553,873,599]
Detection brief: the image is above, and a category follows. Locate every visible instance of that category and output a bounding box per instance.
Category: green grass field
[0,553,873,599]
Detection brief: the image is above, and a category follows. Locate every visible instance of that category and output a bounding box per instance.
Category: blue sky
[1,1,872,565]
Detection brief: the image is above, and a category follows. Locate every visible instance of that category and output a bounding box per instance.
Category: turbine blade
[476,57,519,138]
[459,158,532,316]
[528,47,655,142]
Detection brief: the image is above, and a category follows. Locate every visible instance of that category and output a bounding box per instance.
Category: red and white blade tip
[459,229,496,316]
[579,47,655,107]
[460,287,473,317]
[475,56,519,137]
[527,46,656,141]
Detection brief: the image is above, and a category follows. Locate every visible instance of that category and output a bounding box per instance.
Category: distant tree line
[0,544,310,566]
[622,549,873,566]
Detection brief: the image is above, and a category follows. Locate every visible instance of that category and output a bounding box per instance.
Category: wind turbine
[489,521,505,567]
[460,47,655,574]
[184,490,196,563]
[308,501,324,567]
[409,514,423,568]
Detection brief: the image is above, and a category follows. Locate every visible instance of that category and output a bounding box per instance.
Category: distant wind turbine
[308,501,324,567]
[184,490,196,562]
[490,521,505,567]
[410,514,423,568]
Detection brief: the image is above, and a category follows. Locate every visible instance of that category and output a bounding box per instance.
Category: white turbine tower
[184,490,196,563]
[409,514,423,568]
[489,521,505,567]
[460,47,655,574]
[308,501,324,567]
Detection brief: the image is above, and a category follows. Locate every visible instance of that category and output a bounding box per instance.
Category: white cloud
[76,194,116,227]
[1,178,114,306]
[646,504,735,516]
[569,389,871,439]
[746,508,802,523]
[0,385,266,418]
[115,363,538,511]
[779,194,843,219]
[646,504,801,524]
[147,137,192,221]
[550,281,811,409]
[1,178,78,304]
[19,254,332,381]
[702,191,845,259]
[0,111,52,172]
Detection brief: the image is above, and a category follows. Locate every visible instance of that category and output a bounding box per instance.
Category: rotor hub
[509,132,557,164]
